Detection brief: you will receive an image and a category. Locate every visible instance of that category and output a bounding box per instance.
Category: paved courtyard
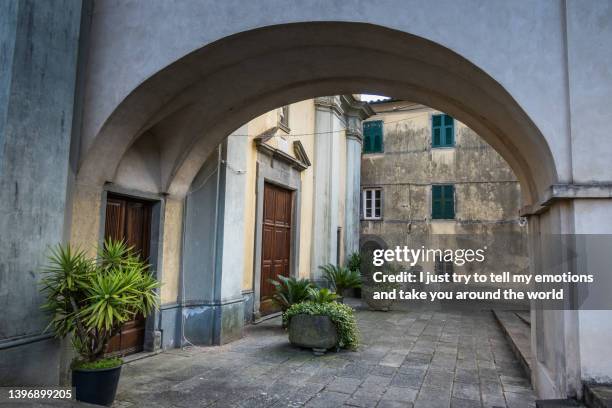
[112,305,535,408]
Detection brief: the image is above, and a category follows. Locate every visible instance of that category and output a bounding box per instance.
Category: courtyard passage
[112,306,535,408]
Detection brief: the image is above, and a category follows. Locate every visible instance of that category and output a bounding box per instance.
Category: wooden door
[104,195,152,356]
[260,183,293,315]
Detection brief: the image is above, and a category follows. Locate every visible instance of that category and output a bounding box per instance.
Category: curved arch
[78,22,557,207]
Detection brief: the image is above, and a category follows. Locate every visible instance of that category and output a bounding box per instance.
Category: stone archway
[70,21,597,401]
[78,23,557,205]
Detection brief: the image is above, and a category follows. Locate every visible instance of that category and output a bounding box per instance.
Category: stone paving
[111,304,536,408]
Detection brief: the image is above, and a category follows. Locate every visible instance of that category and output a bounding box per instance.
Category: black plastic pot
[72,365,122,406]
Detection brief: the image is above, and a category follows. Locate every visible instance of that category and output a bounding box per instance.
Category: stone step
[584,383,612,408]
[536,399,585,407]
[492,309,532,379]
[515,311,531,326]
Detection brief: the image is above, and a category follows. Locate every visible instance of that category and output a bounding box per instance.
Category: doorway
[103,194,153,356]
[259,182,293,315]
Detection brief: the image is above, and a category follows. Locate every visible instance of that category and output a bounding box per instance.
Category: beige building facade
[360,100,529,294]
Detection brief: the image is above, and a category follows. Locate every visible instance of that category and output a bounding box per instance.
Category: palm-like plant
[347,252,361,273]
[41,239,159,364]
[268,275,313,312]
[307,287,339,304]
[319,264,362,296]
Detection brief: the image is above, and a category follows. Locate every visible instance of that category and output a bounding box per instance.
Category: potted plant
[346,252,362,298]
[268,275,313,312]
[284,288,359,355]
[40,240,159,406]
[319,264,362,302]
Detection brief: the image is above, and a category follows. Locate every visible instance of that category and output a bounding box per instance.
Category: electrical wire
[223,111,432,139]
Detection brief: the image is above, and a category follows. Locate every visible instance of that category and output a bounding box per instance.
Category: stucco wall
[0,0,84,385]
[241,99,317,291]
[360,102,528,286]
[160,199,183,305]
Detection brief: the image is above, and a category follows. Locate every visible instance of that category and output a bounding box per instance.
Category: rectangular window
[435,260,454,278]
[362,188,382,220]
[363,120,383,153]
[432,114,454,147]
[432,184,455,219]
[279,105,290,130]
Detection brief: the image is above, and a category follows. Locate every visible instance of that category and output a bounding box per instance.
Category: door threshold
[121,349,163,364]
[253,312,282,324]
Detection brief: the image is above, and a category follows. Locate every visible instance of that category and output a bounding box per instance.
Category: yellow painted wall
[160,198,183,304]
[241,100,318,290]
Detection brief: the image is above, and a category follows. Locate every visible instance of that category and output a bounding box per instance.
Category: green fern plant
[319,264,362,296]
[41,239,160,365]
[307,287,339,303]
[268,275,313,312]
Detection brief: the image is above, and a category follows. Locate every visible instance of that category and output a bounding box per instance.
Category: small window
[279,105,290,130]
[432,184,455,219]
[435,260,454,279]
[363,120,383,153]
[362,188,382,220]
[432,114,454,147]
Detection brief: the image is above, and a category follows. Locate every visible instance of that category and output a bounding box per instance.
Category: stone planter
[362,286,394,311]
[288,314,338,355]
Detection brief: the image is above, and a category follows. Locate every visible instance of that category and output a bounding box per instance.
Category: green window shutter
[432,114,455,147]
[432,185,443,219]
[432,185,455,219]
[363,132,372,153]
[443,185,455,219]
[432,115,442,147]
[363,121,383,153]
[444,115,454,146]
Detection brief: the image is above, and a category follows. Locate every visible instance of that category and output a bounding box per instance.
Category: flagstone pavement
[106,302,535,408]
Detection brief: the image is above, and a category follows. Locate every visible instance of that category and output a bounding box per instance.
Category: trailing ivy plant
[283,301,359,349]
[41,239,160,367]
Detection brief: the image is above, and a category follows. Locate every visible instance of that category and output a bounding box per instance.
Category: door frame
[252,162,302,320]
[99,185,165,353]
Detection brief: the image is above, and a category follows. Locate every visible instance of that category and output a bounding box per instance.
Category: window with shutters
[432,114,454,147]
[362,188,382,220]
[431,184,455,219]
[435,260,454,279]
[363,120,383,153]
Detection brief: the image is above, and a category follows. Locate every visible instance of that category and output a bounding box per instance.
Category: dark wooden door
[104,195,152,356]
[260,183,293,315]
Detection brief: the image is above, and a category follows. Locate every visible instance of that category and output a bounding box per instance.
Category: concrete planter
[288,314,338,355]
[362,286,394,311]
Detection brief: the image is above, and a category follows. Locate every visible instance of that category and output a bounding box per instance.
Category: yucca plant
[268,275,313,312]
[307,287,339,304]
[319,264,362,297]
[41,239,160,365]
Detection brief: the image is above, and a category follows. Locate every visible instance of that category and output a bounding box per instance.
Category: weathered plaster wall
[360,103,528,286]
[0,0,84,385]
